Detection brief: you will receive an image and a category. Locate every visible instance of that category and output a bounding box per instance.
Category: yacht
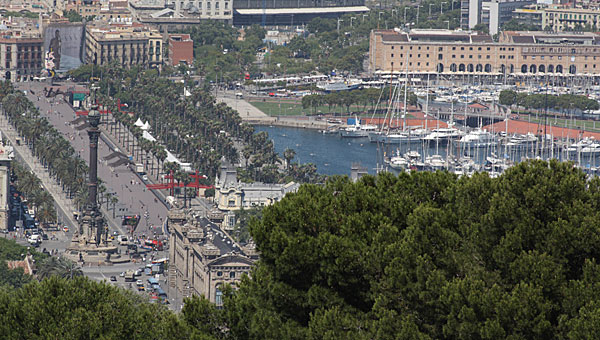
[459,128,497,148]
[423,127,464,144]
[505,133,538,147]
[368,128,429,144]
[385,150,409,170]
[339,118,377,138]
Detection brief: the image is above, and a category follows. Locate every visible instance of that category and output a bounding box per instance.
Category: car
[63,226,69,232]
[142,174,148,181]
[110,276,117,282]
[41,233,48,240]
[134,269,142,277]
[119,271,125,277]
[136,279,143,286]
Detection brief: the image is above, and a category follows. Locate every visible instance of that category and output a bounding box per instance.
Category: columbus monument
[66,85,119,264]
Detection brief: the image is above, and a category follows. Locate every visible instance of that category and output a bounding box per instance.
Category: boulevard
[16,81,168,239]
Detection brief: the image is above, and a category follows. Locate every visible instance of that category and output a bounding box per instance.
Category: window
[391,54,394,58]
[418,54,421,58]
[230,272,235,278]
[461,55,464,58]
[452,47,456,50]
[487,47,491,51]
[217,271,223,276]
[461,47,464,50]
[469,47,473,51]
[391,46,394,50]
[452,55,456,58]
[478,47,482,51]
[215,287,223,306]
[438,47,442,51]
[438,54,443,60]
[426,54,429,58]
[215,2,219,8]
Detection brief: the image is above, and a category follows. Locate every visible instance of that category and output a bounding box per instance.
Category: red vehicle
[244,73,250,80]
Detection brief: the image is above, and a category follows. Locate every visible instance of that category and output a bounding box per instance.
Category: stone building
[0,17,44,81]
[85,22,163,68]
[168,210,257,305]
[0,142,13,232]
[214,164,299,212]
[369,28,600,77]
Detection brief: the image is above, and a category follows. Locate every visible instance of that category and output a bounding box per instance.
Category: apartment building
[369,29,600,77]
[0,18,44,80]
[85,22,163,68]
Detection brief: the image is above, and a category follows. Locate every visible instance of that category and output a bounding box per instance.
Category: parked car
[110,276,117,282]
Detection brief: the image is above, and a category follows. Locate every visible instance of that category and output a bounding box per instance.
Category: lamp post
[391,9,397,18]
[404,7,408,23]
[441,2,447,14]
[337,18,344,33]
[429,3,434,17]
[444,20,450,30]
[362,14,368,22]
[350,17,356,27]
[416,5,422,25]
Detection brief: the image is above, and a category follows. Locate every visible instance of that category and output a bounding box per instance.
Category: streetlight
[391,9,397,18]
[429,3,434,17]
[441,2,447,14]
[379,11,384,21]
[404,7,408,23]
[416,5,422,25]
[444,20,450,30]
[362,14,368,22]
[337,18,344,33]
[350,17,356,27]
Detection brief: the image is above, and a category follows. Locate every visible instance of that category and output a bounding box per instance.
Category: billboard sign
[43,23,84,72]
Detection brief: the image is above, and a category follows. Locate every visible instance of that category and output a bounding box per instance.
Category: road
[17,81,168,239]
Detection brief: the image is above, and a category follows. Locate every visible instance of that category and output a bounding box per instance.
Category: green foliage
[12,162,57,224]
[502,18,541,31]
[499,90,599,113]
[233,207,263,244]
[64,10,83,22]
[224,161,600,339]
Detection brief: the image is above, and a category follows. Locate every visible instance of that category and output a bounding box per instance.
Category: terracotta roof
[485,119,600,140]
[6,259,32,275]
[468,103,488,109]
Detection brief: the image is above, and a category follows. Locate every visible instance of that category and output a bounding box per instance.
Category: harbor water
[255,125,600,176]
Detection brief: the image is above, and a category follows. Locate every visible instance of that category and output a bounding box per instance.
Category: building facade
[214,165,299,211]
[168,211,257,305]
[0,35,44,81]
[541,7,600,31]
[369,29,600,77]
[168,34,193,66]
[85,22,163,68]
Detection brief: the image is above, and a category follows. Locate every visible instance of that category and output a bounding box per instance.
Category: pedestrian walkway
[0,114,79,230]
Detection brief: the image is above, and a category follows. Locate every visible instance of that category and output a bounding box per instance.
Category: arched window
[476,64,483,72]
[556,65,563,73]
[539,65,545,73]
[521,64,528,73]
[569,65,577,74]
[530,64,536,73]
[485,64,492,73]
[450,63,457,72]
[216,286,223,307]
[437,63,444,73]
[509,64,514,73]
[467,64,474,72]
[548,65,554,73]
[459,64,466,72]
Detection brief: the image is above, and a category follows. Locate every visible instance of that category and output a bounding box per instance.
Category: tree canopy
[224,160,600,339]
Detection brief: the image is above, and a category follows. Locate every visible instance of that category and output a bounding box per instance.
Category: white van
[118,235,129,246]
[27,234,41,246]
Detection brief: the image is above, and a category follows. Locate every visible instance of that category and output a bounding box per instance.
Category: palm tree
[36,257,83,279]
[111,196,119,219]
[283,148,296,170]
